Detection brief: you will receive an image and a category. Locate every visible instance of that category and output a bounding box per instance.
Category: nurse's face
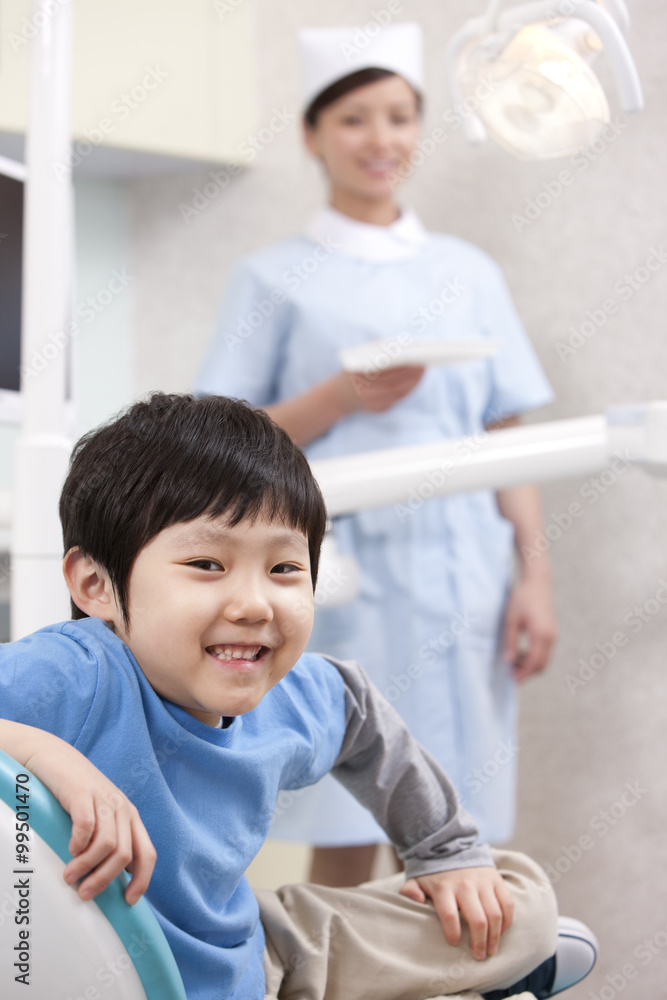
[304,75,420,202]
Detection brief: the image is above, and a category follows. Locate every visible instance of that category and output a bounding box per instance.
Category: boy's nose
[223,584,273,624]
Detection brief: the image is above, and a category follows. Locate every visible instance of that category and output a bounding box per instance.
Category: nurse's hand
[339,365,425,413]
[264,368,425,448]
[503,571,558,681]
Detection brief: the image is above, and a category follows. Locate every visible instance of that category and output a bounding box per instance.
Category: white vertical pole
[11,1,74,639]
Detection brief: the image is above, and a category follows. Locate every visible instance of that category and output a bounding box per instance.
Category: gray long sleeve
[326,656,494,879]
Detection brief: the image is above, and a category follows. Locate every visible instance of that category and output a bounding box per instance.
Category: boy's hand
[3,722,156,905]
[55,755,157,906]
[399,866,514,960]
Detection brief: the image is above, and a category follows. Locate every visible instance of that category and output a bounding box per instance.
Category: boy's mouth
[207,644,267,663]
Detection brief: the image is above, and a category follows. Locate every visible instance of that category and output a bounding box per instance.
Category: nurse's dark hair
[59,393,327,625]
[304,67,423,128]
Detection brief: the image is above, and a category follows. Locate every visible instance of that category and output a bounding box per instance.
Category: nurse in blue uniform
[195,22,557,886]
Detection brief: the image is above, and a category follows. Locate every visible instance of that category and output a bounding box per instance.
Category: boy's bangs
[146,406,323,540]
[205,479,317,538]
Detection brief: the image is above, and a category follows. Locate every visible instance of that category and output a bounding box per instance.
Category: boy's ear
[62,547,119,622]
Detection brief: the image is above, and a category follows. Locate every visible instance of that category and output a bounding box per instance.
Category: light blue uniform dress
[195,206,553,844]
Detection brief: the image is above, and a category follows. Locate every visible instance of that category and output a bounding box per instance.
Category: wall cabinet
[0,0,256,171]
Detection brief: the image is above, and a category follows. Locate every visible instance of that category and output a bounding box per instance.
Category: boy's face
[111,513,315,725]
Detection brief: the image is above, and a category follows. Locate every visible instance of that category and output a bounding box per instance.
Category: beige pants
[256,849,557,1000]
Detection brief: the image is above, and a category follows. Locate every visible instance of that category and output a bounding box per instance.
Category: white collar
[305,205,428,263]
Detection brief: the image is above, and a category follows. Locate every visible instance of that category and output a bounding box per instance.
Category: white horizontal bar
[313,404,667,517]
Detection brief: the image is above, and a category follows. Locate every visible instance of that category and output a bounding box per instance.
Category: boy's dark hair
[304,67,423,128]
[59,393,328,625]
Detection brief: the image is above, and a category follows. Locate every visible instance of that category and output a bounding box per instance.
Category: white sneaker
[551,916,599,995]
[483,915,598,999]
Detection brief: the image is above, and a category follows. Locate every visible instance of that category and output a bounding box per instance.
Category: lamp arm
[483,0,506,32]
[445,19,492,145]
[595,0,631,34]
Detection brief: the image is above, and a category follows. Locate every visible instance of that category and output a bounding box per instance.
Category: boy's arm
[327,657,491,874]
[0,720,156,905]
[326,657,513,959]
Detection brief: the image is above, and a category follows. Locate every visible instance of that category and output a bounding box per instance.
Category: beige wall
[128,2,667,996]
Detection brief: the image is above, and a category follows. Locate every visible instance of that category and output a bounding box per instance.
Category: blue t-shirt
[0,617,348,1000]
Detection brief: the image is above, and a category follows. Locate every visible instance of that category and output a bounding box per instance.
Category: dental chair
[0,749,186,999]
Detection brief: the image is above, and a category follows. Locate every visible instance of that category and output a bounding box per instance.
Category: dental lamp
[446,0,643,159]
[312,401,667,606]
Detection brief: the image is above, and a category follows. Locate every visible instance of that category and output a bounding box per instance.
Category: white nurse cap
[299,22,424,110]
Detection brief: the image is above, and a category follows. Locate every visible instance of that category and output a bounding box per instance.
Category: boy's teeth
[211,644,262,661]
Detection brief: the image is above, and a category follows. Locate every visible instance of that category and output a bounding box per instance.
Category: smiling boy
[90,514,315,723]
[0,393,568,1000]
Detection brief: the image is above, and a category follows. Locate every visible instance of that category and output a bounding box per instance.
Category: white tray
[339,337,501,374]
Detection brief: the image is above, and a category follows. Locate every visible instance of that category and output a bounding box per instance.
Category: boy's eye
[187,559,223,572]
[271,563,301,575]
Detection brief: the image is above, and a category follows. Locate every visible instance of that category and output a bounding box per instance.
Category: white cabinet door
[0,0,256,165]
